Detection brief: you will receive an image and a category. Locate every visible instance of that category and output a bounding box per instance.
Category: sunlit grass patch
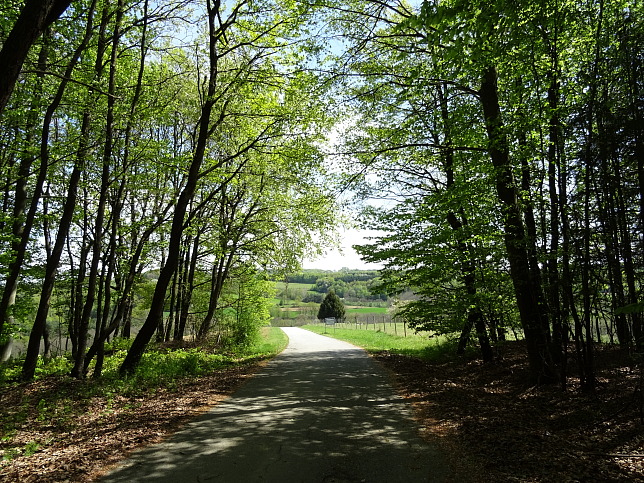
[302,325,455,360]
[345,307,388,314]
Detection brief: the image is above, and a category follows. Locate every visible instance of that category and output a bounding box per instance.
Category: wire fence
[273,313,428,338]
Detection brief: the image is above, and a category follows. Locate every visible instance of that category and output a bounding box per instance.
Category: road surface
[101,327,448,482]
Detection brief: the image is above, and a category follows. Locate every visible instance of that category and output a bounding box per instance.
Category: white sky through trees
[303,228,383,270]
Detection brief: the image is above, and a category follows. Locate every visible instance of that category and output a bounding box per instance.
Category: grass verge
[302,325,456,360]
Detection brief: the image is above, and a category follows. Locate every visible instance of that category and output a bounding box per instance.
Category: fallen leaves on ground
[373,342,644,482]
[0,362,266,482]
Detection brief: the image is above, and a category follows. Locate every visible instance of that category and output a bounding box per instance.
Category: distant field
[309,319,432,338]
[274,282,314,291]
[346,307,388,314]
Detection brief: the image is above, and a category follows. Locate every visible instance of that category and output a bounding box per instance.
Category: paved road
[101,327,448,482]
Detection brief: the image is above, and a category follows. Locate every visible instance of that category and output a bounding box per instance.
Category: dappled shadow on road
[100,332,447,482]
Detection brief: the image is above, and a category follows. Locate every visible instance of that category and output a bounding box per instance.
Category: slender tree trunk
[83,220,164,367]
[21,0,97,380]
[173,242,189,341]
[198,240,240,339]
[119,0,226,375]
[580,146,596,392]
[438,84,492,361]
[164,265,178,342]
[199,257,227,339]
[175,232,200,341]
[546,73,564,376]
[23,163,85,379]
[613,156,642,349]
[596,123,630,346]
[71,0,123,378]
[623,4,644,351]
[0,38,48,340]
[70,206,91,358]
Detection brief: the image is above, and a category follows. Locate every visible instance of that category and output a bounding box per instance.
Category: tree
[0,0,72,114]
[317,290,345,321]
[317,0,642,384]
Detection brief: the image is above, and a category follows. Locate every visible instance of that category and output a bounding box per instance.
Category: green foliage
[317,290,346,320]
[302,291,324,303]
[216,270,273,351]
[615,302,644,315]
[104,337,133,352]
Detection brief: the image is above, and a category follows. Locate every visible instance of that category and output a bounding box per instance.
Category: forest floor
[1,342,643,482]
[373,342,644,482]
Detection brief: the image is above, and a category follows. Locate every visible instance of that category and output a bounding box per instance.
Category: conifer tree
[317,290,345,321]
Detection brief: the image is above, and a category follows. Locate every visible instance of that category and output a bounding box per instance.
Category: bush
[302,291,324,303]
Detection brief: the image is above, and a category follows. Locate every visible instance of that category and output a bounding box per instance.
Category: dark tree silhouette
[317,290,346,321]
[0,0,72,115]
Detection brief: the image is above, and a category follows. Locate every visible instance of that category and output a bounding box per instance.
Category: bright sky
[303,229,384,271]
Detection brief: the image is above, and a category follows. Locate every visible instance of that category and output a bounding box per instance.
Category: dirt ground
[373,342,644,482]
[1,341,643,482]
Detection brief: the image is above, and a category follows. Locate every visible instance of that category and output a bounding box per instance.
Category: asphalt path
[101,327,448,482]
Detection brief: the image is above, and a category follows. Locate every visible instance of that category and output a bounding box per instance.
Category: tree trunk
[545,74,564,376]
[21,0,97,380]
[438,83,492,362]
[83,220,163,368]
[164,264,179,342]
[71,0,122,378]
[0,37,48,341]
[119,0,225,376]
[175,231,200,341]
[0,0,71,114]
[479,65,555,383]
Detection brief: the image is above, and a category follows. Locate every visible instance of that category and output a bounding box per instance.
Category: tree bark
[119,0,226,375]
[71,0,123,378]
[0,37,48,341]
[438,84,492,361]
[21,0,97,381]
[545,73,565,380]
[0,0,71,115]
[479,65,555,383]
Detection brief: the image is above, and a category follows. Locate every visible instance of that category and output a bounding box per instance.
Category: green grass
[255,326,289,354]
[302,325,455,360]
[345,307,388,314]
[274,282,314,291]
[271,310,301,319]
[0,327,288,392]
